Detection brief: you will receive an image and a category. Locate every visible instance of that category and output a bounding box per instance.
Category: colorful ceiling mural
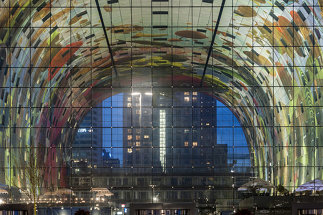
[0,0,321,194]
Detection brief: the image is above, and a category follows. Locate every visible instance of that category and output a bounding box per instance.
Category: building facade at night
[73,105,103,167]
[70,92,251,213]
[0,0,322,214]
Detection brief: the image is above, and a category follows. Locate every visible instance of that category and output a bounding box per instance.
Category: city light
[132,92,152,96]
[77,128,93,133]
[159,110,166,171]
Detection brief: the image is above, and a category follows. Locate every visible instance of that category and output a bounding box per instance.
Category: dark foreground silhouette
[75,209,90,215]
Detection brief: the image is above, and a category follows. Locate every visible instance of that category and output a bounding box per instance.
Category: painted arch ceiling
[0,0,322,190]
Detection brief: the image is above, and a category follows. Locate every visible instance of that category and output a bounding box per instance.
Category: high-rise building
[122,91,228,174]
[102,149,121,168]
[73,105,103,167]
[123,92,156,173]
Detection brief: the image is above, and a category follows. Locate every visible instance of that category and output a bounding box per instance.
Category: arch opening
[71,91,253,211]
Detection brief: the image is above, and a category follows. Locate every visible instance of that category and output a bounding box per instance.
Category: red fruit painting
[48,41,83,81]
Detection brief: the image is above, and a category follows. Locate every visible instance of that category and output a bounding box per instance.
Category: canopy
[238,178,274,191]
[0,188,8,195]
[91,188,114,197]
[295,179,323,192]
[41,188,74,197]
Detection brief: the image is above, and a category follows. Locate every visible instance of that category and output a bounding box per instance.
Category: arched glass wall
[0,0,322,214]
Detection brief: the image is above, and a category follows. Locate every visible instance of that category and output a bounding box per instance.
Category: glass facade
[71,92,251,213]
[0,0,322,214]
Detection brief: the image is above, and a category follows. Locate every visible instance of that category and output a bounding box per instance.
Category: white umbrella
[238,178,274,191]
[295,179,323,192]
[91,188,113,197]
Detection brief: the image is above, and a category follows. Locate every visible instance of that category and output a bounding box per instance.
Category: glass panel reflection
[70,91,252,212]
